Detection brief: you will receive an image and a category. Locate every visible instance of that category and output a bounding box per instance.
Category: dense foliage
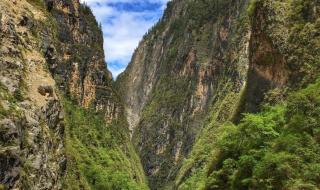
[176,79,320,190]
[62,98,148,190]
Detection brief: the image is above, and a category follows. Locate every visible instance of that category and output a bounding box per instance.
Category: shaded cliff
[175,0,320,189]
[236,0,320,117]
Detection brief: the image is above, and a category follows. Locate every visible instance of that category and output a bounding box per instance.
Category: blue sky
[80,0,169,78]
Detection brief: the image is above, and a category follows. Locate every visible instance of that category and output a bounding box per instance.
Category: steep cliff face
[0,0,146,189]
[117,0,320,189]
[237,0,320,115]
[0,1,65,188]
[44,0,120,122]
[117,0,251,188]
[175,0,320,189]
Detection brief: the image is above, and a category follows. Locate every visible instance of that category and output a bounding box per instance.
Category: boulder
[37,85,54,97]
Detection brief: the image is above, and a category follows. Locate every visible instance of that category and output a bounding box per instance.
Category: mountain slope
[117,0,251,188]
[117,0,320,189]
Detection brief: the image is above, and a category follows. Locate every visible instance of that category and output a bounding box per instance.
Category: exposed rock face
[117,0,250,188]
[117,0,320,189]
[237,1,290,115]
[0,1,65,189]
[44,0,120,123]
[174,1,320,189]
[0,0,119,189]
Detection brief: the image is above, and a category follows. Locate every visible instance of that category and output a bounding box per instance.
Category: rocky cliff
[238,0,320,115]
[0,0,145,189]
[44,0,120,122]
[174,0,320,189]
[117,0,320,189]
[117,0,250,188]
[0,1,66,188]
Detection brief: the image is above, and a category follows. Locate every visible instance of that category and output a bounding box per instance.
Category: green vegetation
[62,97,148,190]
[0,184,5,190]
[247,0,260,16]
[176,79,320,190]
[0,83,22,120]
[187,0,232,27]
[287,0,320,85]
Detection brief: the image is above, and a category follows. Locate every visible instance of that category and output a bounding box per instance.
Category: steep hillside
[176,80,320,190]
[175,0,320,189]
[117,0,320,189]
[0,0,147,189]
[117,0,250,188]
[237,0,320,116]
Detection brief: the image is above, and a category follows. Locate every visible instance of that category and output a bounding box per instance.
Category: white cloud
[80,0,169,78]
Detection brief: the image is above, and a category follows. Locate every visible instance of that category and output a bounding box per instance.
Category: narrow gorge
[0,0,320,190]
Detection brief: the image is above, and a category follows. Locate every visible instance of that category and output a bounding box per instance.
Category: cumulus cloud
[80,0,168,78]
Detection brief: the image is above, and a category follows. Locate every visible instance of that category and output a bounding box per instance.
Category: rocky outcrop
[0,96,65,190]
[236,0,289,116]
[237,0,320,117]
[42,0,121,123]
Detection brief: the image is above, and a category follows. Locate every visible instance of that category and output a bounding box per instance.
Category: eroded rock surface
[0,0,120,189]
